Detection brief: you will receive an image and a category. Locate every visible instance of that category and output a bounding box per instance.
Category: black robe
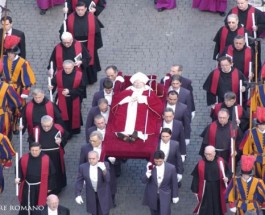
[203,67,247,106]
[19,153,56,215]
[200,121,243,162]
[221,45,254,76]
[22,97,65,134]
[191,157,232,215]
[226,5,265,75]
[210,103,249,132]
[66,0,106,17]
[213,24,250,60]
[51,69,86,135]
[28,126,68,194]
[60,11,103,84]
[48,40,91,85]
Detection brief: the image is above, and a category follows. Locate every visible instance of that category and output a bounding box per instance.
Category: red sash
[212,103,243,120]
[67,12,96,65]
[208,121,237,146]
[54,124,65,174]
[194,157,226,214]
[55,41,82,71]
[18,154,49,206]
[26,101,54,136]
[220,26,244,55]
[227,45,252,77]
[56,69,82,129]
[232,6,255,33]
[72,0,78,10]
[210,68,239,96]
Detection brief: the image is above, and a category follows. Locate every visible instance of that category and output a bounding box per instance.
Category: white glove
[191,111,195,120]
[172,197,179,204]
[21,94,28,99]
[75,196,84,204]
[116,75,124,83]
[181,155,186,162]
[177,174,182,182]
[97,162,106,171]
[163,76,170,82]
[146,162,152,178]
[185,139,190,146]
[230,207,236,213]
[146,162,153,171]
[108,157,116,164]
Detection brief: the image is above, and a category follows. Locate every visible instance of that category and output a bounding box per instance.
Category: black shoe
[130,131,138,142]
[40,9,47,15]
[178,182,182,188]
[219,12,226,17]
[117,133,131,142]
[157,8,165,12]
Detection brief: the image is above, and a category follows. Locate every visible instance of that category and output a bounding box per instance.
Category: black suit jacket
[0,28,26,58]
[38,205,70,215]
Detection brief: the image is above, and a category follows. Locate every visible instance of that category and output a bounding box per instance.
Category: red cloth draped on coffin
[100,75,163,161]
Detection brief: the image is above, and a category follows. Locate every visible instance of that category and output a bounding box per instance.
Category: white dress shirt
[89,164,98,192]
[168,86,180,94]
[93,144,102,158]
[97,128,106,140]
[156,162,165,189]
[160,141,170,161]
[166,103,176,111]
[101,107,110,124]
[163,120,173,130]
[48,207,58,215]
[104,91,113,106]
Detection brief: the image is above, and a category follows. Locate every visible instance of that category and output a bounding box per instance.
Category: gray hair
[61,32,73,41]
[90,131,103,141]
[98,98,108,106]
[227,13,239,22]
[41,115,54,123]
[32,88,44,96]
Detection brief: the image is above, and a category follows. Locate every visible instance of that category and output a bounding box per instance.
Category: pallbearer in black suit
[92,78,113,107]
[85,114,106,143]
[39,194,70,215]
[157,128,184,184]
[75,150,112,215]
[80,131,117,207]
[162,108,186,161]
[161,64,195,119]
[0,16,26,58]
[142,150,179,215]
[99,65,124,93]
[85,98,109,130]
[166,91,191,144]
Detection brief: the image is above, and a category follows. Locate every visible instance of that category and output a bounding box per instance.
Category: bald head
[204,146,216,161]
[47,194,59,211]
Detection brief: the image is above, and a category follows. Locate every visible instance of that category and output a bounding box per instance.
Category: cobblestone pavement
[0,0,242,214]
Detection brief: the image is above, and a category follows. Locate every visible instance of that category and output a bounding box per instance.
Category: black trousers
[150,195,160,215]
